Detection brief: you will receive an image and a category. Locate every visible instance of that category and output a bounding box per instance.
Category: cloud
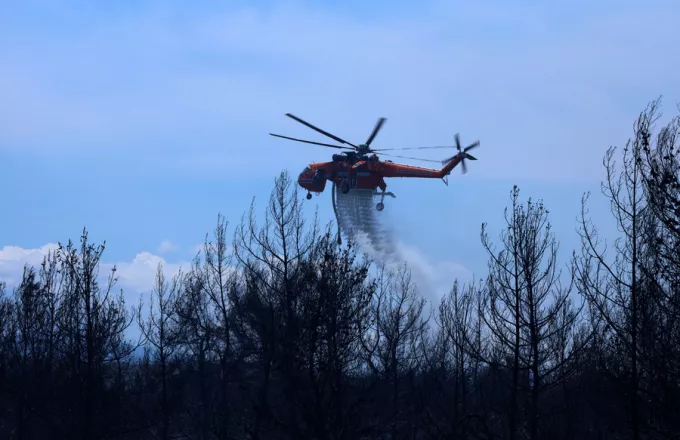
[1,1,678,182]
[0,243,189,304]
[0,243,59,286]
[102,252,187,294]
[156,239,178,254]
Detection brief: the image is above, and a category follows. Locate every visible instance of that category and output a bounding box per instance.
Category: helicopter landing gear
[373,188,395,211]
[306,192,312,200]
[340,180,350,194]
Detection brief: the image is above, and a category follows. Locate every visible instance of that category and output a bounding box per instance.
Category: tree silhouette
[137,262,182,440]
[477,186,584,440]
[1,99,680,439]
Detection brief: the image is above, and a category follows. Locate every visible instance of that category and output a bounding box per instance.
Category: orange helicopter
[270,113,479,212]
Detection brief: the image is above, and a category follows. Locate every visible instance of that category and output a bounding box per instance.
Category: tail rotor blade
[441,154,457,166]
[464,140,480,153]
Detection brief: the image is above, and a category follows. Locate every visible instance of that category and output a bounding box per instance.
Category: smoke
[334,187,442,312]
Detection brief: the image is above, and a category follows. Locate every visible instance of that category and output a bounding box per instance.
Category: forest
[0,100,679,440]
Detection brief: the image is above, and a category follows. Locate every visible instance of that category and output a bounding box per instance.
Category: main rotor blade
[380,153,441,164]
[269,133,350,150]
[285,113,358,149]
[373,145,457,151]
[365,117,386,147]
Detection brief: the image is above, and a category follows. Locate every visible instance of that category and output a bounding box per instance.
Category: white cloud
[156,239,178,254]
[102,252,187,294]
[0,244,189,304]
[0,243,59,286]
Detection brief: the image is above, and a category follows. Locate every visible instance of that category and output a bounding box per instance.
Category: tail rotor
[442,133,479,174]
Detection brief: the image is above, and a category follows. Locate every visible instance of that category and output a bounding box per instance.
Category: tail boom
[381,151,475,179]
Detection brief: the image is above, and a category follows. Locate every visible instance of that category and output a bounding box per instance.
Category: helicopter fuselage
[298,152,464,196]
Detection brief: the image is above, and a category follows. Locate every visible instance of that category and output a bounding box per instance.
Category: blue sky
[1,0,679,305]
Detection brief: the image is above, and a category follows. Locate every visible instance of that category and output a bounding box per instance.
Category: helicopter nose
[297,171,312,187]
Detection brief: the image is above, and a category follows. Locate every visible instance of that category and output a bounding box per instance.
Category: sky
[1,0,680,309]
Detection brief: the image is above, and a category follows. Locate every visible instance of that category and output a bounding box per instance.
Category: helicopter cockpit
[298,165,327,198]
[299,165,324,182]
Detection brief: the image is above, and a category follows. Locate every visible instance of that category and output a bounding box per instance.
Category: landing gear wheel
[306,192,312,200]
[341,185,350,194]
[376,202,384,211]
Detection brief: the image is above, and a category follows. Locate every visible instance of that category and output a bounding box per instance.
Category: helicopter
[269,113,479,212]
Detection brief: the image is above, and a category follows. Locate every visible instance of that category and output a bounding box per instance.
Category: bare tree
[367,263,428,439]
[12,267,42,438]
[137,262,182,440]
[638,97,680,285]
[437,279,483,438]
[0,280,14,439]
[293,228,376,439]
[479,186,582,440]
[574,105,658,439]
[174,258,216,440]
[626,97,680,436]
[183,213,243,438]
[232,170,319,438]
[55,228,137,439]
[0,252,68,439]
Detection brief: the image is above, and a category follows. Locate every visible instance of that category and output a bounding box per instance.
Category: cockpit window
[302,166,312,174]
